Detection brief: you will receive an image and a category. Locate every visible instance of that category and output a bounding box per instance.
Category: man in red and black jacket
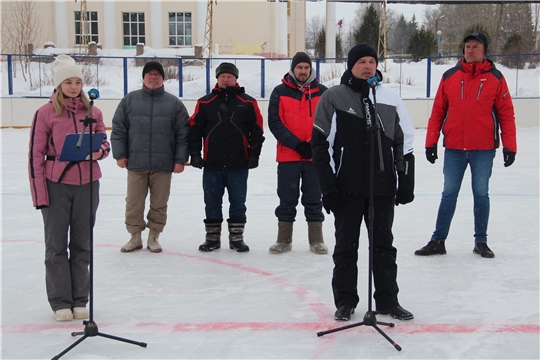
[189,62,264,253]
[415,32,517,259]
[267,52,328,255]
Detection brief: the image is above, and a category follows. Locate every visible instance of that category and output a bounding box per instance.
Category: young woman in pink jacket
[28,55,110,321]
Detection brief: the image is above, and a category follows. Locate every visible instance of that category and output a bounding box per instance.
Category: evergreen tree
[408,14,418,34]
[314,26,344,59]
[352,4,379,49]
[389,14,411,54]
[314,27,326,59]
[407,27,437,62]
[502,33,527,69]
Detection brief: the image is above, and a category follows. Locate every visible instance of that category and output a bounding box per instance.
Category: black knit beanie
[216,62,239,79]
[347,43,378,70]
[291,52,312,70]
[142,61,165,79]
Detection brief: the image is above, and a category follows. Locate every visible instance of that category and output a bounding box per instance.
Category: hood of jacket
[282,70,317,93]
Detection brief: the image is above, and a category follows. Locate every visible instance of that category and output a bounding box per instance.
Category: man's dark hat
[463,32,488,52]
[291,52,312,70]
[142,61,165,79]
[216,62,239,79]
[347,43,378,70]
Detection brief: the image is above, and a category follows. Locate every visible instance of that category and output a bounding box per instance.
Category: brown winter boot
[269,221,293,254]
[120,232,143,252]
[228,220,249,252]
[147,228,162,253]
[308,221,328,255]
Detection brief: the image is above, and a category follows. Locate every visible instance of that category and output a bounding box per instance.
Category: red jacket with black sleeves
[426,58,517,153]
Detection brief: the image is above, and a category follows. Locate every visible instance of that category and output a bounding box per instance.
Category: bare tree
[306,15,325,55]
[1,0,42,88]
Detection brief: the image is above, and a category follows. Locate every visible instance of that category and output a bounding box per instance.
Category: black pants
[275,162,324,222]
[332,194,399,310]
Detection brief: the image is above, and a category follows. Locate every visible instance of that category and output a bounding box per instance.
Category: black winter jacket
[312,70,415,198]
[189,84,265,169]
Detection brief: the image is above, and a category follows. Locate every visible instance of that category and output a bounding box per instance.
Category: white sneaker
[73,307,89,319]
[121,232,143,252]
[53,308,73,321]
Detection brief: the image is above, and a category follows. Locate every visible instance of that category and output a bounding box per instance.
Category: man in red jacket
[415,32,517,259]
[267,52,328,255]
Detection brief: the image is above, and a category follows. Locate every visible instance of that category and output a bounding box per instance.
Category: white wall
[2,97,538,129]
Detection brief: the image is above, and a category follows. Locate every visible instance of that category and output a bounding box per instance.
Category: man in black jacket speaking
[312,44,415,322]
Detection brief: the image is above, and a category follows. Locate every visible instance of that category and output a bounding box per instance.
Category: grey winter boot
[228,220,249,252]
[308,221,328,254]
[269,221,293,254]
[199,220,222,252]
[147,228,162,253]
[120,232,143,252]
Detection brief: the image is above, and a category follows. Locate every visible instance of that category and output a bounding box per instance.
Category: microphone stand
[317,83,401,351]
[53,96,147,359]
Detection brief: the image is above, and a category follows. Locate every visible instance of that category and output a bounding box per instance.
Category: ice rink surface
[1,127,539,359]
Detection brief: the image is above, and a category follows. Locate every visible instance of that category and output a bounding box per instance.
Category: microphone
[88,88,100,100]
[367,76,379,88]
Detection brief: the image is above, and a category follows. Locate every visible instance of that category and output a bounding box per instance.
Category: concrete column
[150,0,163,48]
[276,1,288,57]
[55,0,69,48]
[325,1,336,62]
[103,0,117,48]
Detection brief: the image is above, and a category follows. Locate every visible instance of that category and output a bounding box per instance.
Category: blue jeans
[202,167,248,222]
[431,149,495,243]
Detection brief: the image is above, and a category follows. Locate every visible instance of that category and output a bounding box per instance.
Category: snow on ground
[1,125,539,359]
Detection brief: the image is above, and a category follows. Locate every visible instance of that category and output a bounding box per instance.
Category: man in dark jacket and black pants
[189,62,265,253]
[312,44,415,322]
[268,52,328,255]
[111,61,190,253]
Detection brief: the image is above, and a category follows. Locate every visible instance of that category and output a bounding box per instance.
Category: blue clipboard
[59,133,105,162]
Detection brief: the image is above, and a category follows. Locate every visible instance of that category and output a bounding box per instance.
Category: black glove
[322,192,340,214]
[190,154,204,169]
[395,188,414,206]
[295,141,312,159]
[425,146,437,164]
[396,153,415,206]
[503,148,515,167]
[247,156,259,169]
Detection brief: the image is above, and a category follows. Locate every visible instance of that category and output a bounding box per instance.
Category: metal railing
[2,53,539,99]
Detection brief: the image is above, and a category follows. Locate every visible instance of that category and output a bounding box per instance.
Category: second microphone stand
[53,96,147,359]
[317,82,401,351]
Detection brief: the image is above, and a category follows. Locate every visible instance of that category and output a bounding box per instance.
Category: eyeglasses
[146,72,162,78]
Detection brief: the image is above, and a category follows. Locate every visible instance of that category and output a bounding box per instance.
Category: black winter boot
[228,219,249,252]
[199,220,222,252]
[473,242,495,258]
[414,240,447,256]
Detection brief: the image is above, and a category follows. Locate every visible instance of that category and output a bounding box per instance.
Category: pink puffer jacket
[28,93,110,208]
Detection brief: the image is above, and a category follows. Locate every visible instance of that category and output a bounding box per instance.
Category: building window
[75,11,98,45]
[168,12,192,46]
[123,12,145,49]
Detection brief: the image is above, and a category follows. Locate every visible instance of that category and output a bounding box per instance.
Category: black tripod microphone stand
[316,83,402,351]
[53,94,147,359]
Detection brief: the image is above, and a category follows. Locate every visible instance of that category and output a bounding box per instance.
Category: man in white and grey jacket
[312,43,415,322]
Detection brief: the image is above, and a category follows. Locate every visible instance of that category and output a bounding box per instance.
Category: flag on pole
[337,19,343,28]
